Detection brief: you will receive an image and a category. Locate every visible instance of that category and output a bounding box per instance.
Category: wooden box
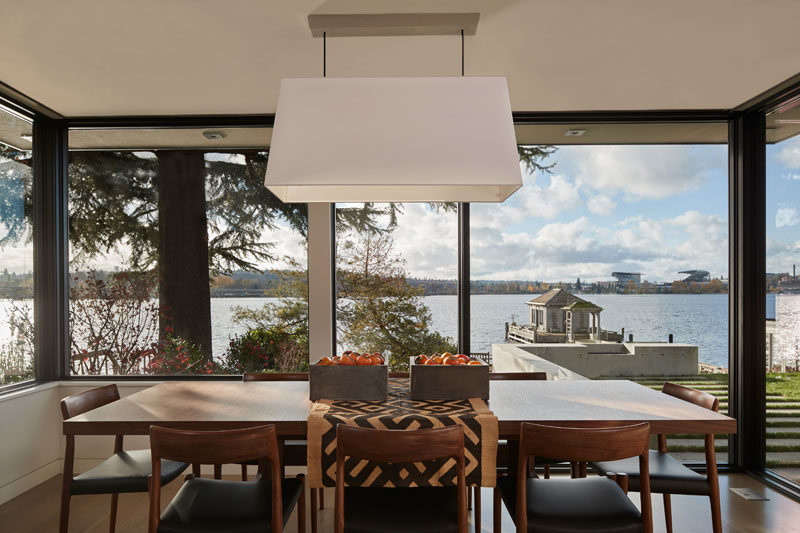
[309,364,388,401]
[409,358,490,400]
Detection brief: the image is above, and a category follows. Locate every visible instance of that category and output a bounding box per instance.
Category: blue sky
[767,134,800,274]
[468,143,730,283]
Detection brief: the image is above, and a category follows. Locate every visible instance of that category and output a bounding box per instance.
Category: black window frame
[0,75,799,500]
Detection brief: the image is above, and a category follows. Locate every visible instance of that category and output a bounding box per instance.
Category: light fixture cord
[323,31,327,77]
[461,29,464,76]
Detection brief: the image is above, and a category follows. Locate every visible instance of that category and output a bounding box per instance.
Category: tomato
[318,356,333,366]
[339,355,355,365]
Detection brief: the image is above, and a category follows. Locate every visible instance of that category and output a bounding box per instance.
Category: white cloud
[777,136,800,169]
[508,174,582,219]
[563,145,719,200]
[776,205,800,228]
[784,173,800,181]
[389,204,458,279]
[586,194,617,215]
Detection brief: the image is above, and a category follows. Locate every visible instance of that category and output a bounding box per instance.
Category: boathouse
[527,288,603,342]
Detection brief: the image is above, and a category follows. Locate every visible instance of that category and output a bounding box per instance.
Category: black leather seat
[342,486,460,533]
[71,449,187,495]
[591,450,710,495]
[497,476,643,533]
[158,477,304,533]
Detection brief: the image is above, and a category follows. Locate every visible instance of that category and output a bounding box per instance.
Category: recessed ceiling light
[20,134,32,142]
[564,129,587,137]
[775,119,800,125]
[202,131,226,140]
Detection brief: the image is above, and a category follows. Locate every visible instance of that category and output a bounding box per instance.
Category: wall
[0,382,153,505]
[492,342,698,378]
[0,383,63,505]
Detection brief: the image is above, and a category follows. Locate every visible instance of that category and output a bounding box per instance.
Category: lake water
[2,293,799,371]
[210,293,800,369]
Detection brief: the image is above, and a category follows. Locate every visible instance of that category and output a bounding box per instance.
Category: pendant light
[264,18,521,203]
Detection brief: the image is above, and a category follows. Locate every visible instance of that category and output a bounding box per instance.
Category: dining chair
[466,372,549,529]
[494,422,652,533]
[149,424,305,533]
[335,424,468,533]
[242,372,325,524]
[589,382,722,533]
[59,384,189,533]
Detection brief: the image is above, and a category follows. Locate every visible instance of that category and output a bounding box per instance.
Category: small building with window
[527,288,603,341]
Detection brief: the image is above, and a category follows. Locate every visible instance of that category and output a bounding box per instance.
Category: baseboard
[0,459,62,506]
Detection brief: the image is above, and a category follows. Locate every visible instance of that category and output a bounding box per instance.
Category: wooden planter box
[409,358,490,400]
[309,364,388,401]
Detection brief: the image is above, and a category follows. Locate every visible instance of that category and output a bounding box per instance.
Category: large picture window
[334,203,458,369]
[765,106,800,483]
[0,106,34,388]
[67,128,308,376]
[472,124,730,463]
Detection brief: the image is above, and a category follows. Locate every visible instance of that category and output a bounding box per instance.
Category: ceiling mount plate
[308,12,479,37]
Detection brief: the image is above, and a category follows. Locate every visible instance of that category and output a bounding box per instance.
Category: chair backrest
[662,382,719,412]
[60,384,120,420]
[516,422,652,533]
[335,425,467,533]
[243,372,309,381]
[148,425,283,533]
[659,382,719,481]
[490,372,547,381]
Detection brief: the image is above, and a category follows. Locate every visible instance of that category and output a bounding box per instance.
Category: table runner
[307,378,497,488]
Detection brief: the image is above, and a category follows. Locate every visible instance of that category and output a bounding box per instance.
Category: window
[764,105,800,483]
[334,203,458,369]
[0,106,34,387]
[67,127,308,376]
[471,124,730,462]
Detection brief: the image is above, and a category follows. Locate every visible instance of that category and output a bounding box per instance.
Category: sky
[767,134,800,275]
[394,143,733,283]
[2,138,798,282]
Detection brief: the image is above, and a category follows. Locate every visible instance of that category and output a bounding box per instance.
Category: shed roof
[526,288,593,307]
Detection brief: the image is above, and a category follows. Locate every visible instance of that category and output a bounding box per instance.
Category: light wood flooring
[0,468,797,532]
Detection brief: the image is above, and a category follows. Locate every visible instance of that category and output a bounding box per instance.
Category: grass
[766,373,800,399]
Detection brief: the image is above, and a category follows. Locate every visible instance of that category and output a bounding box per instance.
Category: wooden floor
[1,469,797,532]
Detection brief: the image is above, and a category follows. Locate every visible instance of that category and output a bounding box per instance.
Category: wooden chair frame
[500,422,652,533]
[59,384,123,533]
[657,382,722,533]
[149,424,304,533]
[243,372,325,533]
[475,372,548,528]
[334,424,468,533]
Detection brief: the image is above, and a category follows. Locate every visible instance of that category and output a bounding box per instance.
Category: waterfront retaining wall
[492,342,698,378]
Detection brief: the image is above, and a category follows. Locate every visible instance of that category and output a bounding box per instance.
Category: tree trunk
[157,151,213,362]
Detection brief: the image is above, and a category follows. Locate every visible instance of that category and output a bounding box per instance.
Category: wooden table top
[63,379,736,438]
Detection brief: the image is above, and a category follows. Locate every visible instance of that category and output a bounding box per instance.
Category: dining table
[62,378,737,439]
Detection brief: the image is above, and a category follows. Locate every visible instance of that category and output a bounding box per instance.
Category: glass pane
[68,132,308,376]
[0,108,34,387]
[334,203,458,369]
[472,129,730,463]
[765,105,800,482]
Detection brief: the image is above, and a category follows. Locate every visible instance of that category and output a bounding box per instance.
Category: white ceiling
[1,1,799,117]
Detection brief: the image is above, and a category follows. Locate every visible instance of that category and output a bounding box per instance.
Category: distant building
[679,270,711,282]
[611,272,642,290]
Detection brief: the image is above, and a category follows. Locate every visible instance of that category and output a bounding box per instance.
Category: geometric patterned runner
[308,378,497,488]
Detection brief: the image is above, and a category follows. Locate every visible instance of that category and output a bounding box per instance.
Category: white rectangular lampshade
[264,77,522,203]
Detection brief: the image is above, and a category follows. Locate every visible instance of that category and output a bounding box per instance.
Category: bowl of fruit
[309,350,388,401]
[409,352,489,400]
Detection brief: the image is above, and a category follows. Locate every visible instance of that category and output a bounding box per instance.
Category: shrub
[220,327,307,374]
[145,331,214,375]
